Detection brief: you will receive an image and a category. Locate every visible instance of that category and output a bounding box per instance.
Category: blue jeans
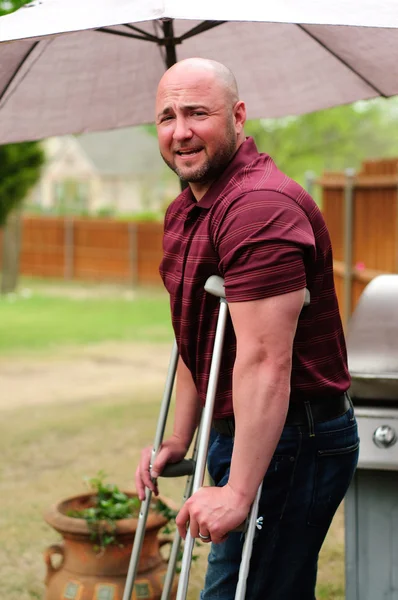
[201,398,359,600]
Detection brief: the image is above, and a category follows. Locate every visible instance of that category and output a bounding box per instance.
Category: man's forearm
[228,357,291,504]
[172,357,201,451]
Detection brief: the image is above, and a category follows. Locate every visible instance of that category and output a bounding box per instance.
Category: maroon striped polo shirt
[159,137,350,418]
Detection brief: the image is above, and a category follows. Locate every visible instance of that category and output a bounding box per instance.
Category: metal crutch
[121,339,179,600]
[175,275,231,600]
[122,344,204,600]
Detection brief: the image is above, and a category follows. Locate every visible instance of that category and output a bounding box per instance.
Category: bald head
[155,58,246,199]
[157,58,239,108]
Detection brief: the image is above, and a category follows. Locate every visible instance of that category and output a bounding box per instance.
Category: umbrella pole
[162,20,177,69]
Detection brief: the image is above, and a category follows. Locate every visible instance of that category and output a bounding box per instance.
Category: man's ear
[233,101,246,135]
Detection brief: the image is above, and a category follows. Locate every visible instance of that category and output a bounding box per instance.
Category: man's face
[155,71,239,188]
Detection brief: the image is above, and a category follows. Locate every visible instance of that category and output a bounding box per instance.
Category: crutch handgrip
[160,459,195,478]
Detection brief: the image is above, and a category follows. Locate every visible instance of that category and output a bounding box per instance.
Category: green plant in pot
[43,471,180,600]
[67,471,176,554]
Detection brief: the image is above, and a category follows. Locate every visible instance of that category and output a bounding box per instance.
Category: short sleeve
[214,190,316,302]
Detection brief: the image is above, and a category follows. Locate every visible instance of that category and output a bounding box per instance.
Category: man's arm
[227,287,305,504]
[135,356,201,500]
[176,287,305,542]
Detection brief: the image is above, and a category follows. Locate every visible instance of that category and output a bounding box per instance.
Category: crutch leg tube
[234,482,263,600]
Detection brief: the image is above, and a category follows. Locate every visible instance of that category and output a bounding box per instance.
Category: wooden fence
[319,157,398,324]
[1,157,397,315]
[0,217,164,286]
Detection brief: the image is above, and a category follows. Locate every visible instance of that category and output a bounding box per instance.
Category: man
[136,58,359,599]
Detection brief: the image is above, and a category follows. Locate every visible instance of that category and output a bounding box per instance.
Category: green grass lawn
[0,279,173,355]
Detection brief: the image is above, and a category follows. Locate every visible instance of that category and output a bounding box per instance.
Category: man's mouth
[175,148,202,157]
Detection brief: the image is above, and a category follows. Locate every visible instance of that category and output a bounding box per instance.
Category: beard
[161,116,238,185]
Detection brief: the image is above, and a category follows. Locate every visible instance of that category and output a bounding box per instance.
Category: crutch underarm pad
[205,275,310,307]
[160,459,196,478]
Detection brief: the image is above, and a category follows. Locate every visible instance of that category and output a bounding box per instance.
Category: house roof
[76,126,165,177]
[44,136,98,178]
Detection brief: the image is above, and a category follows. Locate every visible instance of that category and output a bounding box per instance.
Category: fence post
[304,170,316,196]
[343,168,356,326]
[128,221,138,286]
[64,218,74,280]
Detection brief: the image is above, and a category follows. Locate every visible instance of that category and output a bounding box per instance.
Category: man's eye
[161,115,174,122]
[193,111,206,117]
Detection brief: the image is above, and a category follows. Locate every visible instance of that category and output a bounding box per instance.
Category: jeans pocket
[308,439,359,527]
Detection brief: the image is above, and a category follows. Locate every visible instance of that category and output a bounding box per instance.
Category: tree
[0,142,45,293]
[245,98,398,190]
[0,1,47,293]
[0,0,31,17]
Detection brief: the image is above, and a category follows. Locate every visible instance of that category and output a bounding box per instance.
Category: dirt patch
[0,342,173,411]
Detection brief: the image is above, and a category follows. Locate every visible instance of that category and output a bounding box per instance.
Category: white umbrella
[0,0,398,144]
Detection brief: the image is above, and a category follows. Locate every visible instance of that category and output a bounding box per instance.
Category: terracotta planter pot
[43,492,178,600]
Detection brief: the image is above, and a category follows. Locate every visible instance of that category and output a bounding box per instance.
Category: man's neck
[189,181,214,202]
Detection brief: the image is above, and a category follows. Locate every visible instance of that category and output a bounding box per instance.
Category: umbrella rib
[123,24,160,43]
[298,24,386,97]
[179,20,227,42]
[96,21,226,49]
[0,40,41,106]
[96,27,157,43]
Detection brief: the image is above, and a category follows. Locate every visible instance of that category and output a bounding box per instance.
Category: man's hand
[135,435,188,501]
[176,484,251,545]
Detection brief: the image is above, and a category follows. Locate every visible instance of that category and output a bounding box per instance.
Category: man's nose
[172,117,193,142]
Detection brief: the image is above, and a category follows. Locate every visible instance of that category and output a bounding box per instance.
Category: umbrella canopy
[0,0,398,144]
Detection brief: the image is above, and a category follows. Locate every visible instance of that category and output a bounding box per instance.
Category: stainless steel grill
[344,274,398,600]
[347,274,398,469]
